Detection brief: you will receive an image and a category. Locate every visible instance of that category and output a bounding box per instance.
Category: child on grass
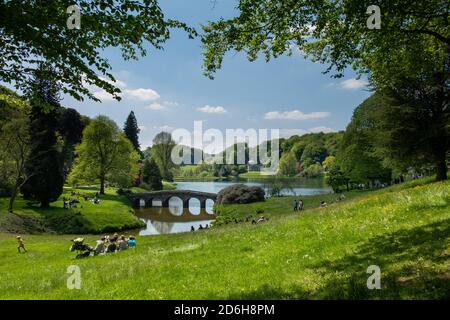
[16,235,27,253]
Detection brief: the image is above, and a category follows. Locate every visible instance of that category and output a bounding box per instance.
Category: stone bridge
[130,190,217,209]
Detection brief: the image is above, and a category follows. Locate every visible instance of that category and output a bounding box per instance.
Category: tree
[322,156,336,172]
[123,111,141,153]
[326,164,350,193]
[337,93,392,185]
[58,107,85,179]
[143,158,163,191]
[373,85,449,181]
[69,116,139,194]
[152,132,176,181]
[300,142,328,167]
[278,151,297,177]
[0,1,196,103]
[0,114,33,213]
[20,76,64,208]
[201,0,449,180]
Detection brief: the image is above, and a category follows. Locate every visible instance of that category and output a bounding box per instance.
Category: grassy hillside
[0,187,144,234]
[0,180,448,299]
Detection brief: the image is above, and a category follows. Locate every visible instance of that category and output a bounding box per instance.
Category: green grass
[238,171,271,179]
[162,181,177,190]
[0,187,144,234]
[0,179,449,299]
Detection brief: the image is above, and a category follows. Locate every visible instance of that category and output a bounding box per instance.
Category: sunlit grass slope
[0,187,144,234]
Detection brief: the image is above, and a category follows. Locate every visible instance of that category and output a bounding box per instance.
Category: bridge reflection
[135,206,215,235]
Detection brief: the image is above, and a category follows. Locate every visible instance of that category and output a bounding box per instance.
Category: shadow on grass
[312,218,450,299]
[226,218,450,300]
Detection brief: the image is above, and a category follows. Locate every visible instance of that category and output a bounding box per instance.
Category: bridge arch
[130,190,217,215]
[205,199,215,214]
[188,198,201,215]
[168,196,183,216]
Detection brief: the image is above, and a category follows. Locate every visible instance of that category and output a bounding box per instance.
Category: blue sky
[62,0,371,151]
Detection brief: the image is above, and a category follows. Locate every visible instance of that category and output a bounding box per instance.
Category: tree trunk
[40,200,50,208]
[100,175,105,195]
[436,152,448,181]
[8,188,18,213]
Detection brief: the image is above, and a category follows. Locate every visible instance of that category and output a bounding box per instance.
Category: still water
[175,178,332,196]
[134,178,331,235]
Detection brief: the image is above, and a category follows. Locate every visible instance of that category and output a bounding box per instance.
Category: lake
[175,177,332,196]
[134,177,332,235]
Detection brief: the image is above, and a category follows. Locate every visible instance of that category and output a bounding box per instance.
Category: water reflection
[168,197,183,216]
[135,206,215,236]
[189,198,200,215]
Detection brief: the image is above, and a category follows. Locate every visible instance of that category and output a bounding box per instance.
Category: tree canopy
[20,78,64,208]
[201,0,449,82]
[0,0,196,102]
[124,111,141,153]
[69,115,139,194]
[152,131,176,181]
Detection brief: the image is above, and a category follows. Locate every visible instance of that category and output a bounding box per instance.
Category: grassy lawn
[239,171,272,179]
[0,187,144,234]
[0,179,448,299]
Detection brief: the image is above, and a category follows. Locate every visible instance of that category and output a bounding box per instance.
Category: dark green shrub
[216,184,265,204]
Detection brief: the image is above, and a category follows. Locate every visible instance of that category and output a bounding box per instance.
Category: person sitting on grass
[105,238,117,253]
[118,235,129,251]
[93,236,106,255]
[128,236,136,249]
[16,235,27,253]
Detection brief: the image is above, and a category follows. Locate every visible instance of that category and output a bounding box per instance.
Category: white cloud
[124,88,160,101]
[138,125,148,132]
[197,105,227,114]
[162,101,179,107]
[145,101,179,111]
[146,103,165,110]
[154,125,174,132]
[93,90,116,101]
[309,126,335,133]
[264,110,330,120]
[99,76,127,89]
[340,78,368,90]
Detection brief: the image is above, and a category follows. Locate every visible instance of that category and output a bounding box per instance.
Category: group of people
[251,216,269,224]
[63,191,101,209]
[63,197,81,209]
[92,233,136,255]
[190,224,211,232]
[243,215,269,224]
[293,199,304,211]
